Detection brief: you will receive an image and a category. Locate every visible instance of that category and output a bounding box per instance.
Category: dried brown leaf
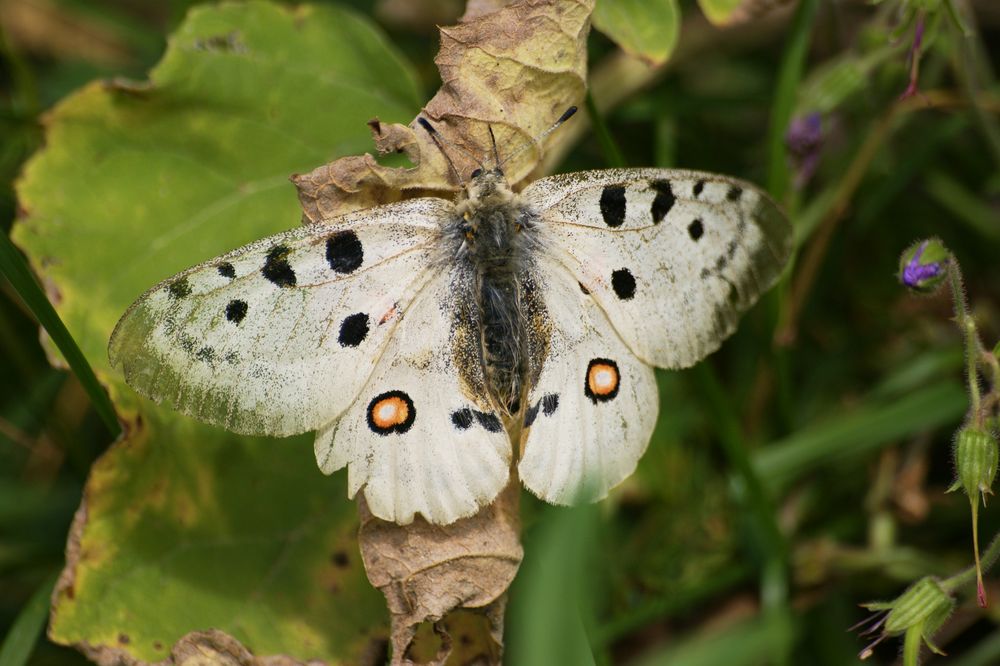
[292,0,594,222]
[302,2,596,662]
[358,481,521,665]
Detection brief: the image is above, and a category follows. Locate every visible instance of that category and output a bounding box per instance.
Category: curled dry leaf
[327,3,595,662]
[358,481,521,665]
[292,0,594,222]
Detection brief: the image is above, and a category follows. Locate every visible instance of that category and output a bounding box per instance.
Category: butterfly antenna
[488,125,501,169]
[498,106,578,170]
[417,117,486,184]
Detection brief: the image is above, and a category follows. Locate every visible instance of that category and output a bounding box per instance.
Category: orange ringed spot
[366,390,416,435]
[585,358,620,403]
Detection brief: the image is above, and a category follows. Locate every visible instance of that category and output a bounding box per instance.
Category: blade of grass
[585,91,626,168]
[630,612,795,666]
[0,573,57,666]
[507,504,599,666]
[923,170,1000,241]
[692,363,790,663]
[0,232,120,437]
[594,563,751,647]
[765,0,820,203]
[753,381,967,488]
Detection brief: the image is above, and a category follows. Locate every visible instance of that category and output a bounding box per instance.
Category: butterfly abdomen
[447,175,540,416]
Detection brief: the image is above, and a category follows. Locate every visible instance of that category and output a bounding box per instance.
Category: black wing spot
[726,185,743,201]
[599,185,627,228]
[451,408,474,430]
[688,219,704,241]
[262,245,296,287]
[225,299,248,324]
[167,278,191,299]
[578,282,590,295]
[474,411,503,433]
[693,180,705,197]
[217,262,236,279]
[524,401,541,427]
[541,393,559,415]
[338,312,369,347]
[327,231,364,274]
[611,268,637,300]
[650,179,675,224]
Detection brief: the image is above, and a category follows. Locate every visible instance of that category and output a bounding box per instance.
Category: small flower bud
[857,577,955,659]
[951,427,999,500]
[899,239,949,294]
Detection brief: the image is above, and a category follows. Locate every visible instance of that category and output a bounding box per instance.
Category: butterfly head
[463,167,510,204]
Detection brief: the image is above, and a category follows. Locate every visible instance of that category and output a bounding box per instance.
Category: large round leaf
[13,1,423,662]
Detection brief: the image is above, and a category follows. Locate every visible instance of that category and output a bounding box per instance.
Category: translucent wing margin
[523,168,792,369]
[109,198,450,437]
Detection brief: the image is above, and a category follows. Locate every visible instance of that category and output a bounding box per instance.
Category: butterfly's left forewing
[109,198,448,438]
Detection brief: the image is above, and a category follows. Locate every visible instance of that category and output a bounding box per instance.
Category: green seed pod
[881,578,953,637]
[953,427,999,499]
[898,238,949,295]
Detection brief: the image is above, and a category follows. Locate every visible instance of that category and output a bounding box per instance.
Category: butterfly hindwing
[108,198,449,437]
[524,169,792,369]
[313,265,512,525]
[518,258,658,505]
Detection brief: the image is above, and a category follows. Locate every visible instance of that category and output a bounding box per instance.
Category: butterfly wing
[109,198,449,437]
[314,264,512,525]
[517,257,658,504]
[523,168,792,369]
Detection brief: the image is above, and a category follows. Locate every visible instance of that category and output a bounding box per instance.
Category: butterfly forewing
[525,169,792,369]
[109,198,450,437]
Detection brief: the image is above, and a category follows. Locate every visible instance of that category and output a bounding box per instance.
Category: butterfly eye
[470,168,483,178]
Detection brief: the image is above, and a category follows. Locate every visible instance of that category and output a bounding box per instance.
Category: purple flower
[899,239,948,294]
[786,112,823,188]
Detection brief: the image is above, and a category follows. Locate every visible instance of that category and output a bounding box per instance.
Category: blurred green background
[1,0,999,665]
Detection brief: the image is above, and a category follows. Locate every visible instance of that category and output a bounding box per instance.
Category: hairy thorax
[445,170,541,415]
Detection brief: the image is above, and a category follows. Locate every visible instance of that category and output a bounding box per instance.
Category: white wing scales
[525,168,791,369]
[518,259,657,505]
[314,266,511,525]
[109,199,448,437]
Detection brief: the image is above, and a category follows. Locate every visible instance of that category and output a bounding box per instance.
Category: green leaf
[13,0,421,406]
[697,0,744,26]
[50,409,386,663]
[794,47,899,117]
[12,1,422,661]
[592,0,680,66]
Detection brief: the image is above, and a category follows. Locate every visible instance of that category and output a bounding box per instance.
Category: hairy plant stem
[942,530,1000,592]
[947,258,983,426]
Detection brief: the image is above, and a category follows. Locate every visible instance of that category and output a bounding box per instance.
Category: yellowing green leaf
[13,1,421,661]
[592,0,680,66]
[51,409,385,664]
[698,0,791,28]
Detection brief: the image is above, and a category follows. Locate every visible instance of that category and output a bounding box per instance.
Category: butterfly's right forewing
[109,198,449,438]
